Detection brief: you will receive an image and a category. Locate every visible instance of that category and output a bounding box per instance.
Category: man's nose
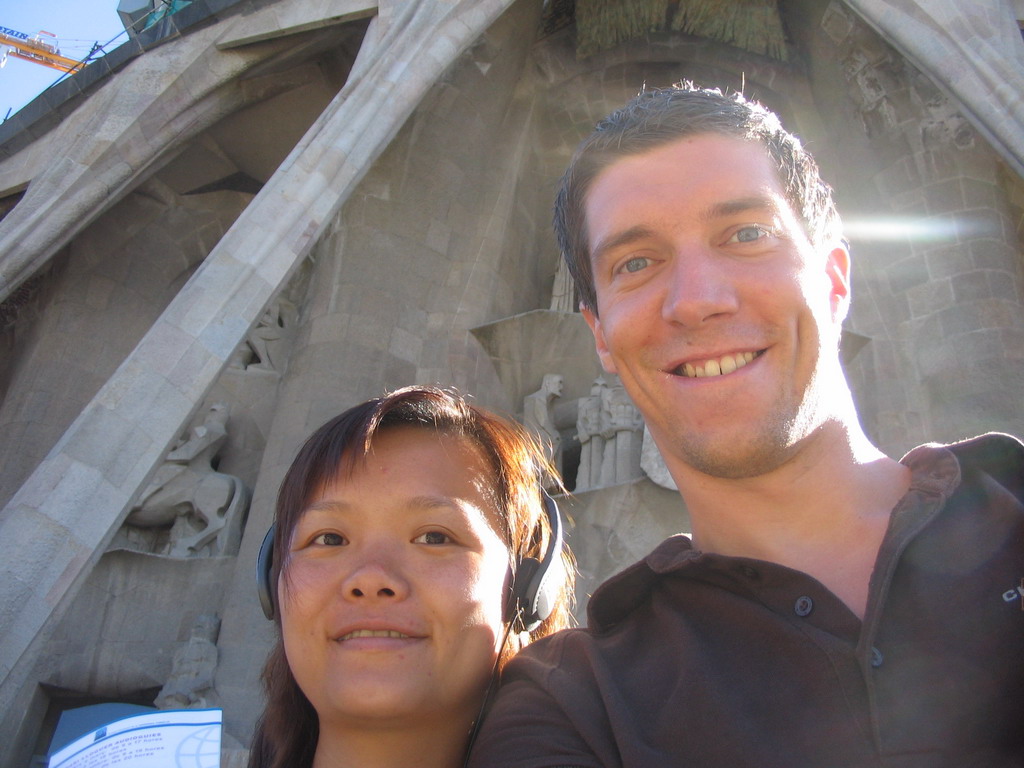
[661,249,739,326]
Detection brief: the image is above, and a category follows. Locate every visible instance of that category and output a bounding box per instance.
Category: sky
[0,0,127,120]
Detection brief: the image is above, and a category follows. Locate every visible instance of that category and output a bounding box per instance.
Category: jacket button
[794,595,814,617]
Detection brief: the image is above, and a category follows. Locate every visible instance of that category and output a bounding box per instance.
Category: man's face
[580,134,849,480]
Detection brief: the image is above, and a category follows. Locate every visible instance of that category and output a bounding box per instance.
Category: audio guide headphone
[256,489,564,632]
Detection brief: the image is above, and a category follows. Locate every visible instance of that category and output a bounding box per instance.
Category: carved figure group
[125,403,248,557]
[575,377,643,491]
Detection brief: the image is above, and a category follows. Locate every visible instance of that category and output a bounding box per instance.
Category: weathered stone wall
[1,0,1022,762]
[0,46,348,512]
[0,12,361,764]
[0,187,252,510]
[215,0,551,740]
[788,1,1024,454]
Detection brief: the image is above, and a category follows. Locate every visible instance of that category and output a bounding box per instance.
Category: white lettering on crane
[0,27,31,41]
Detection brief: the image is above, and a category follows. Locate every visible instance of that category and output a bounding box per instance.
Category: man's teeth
[341,629,409,640]
[681,351,757,378]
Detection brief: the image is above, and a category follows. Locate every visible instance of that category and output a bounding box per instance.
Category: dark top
[469,434,1024,768]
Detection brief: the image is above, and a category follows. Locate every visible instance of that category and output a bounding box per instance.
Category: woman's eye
[414,530,452,545]
[620,256,650,274]
[312,532,346,546]
[728,225,769,244]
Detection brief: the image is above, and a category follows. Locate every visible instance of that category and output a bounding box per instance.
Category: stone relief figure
[154,613,221,710]
[523,373,564,486]
[919,86,974,151]
[124,403,249,557]
[641,425,678,490]
[600,382,645,485]
[574,377,608,491]
[549,257,575,313]
[229,297,298,372]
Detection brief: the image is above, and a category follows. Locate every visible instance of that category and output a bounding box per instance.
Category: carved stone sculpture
[598,382,644,487]
[229,297,297,372]
[125,403,248,557]
[602,385,643,487]
[919,86,974,151]
[154,613,221,710]
[523,373,564,486]
[641,425,678,490]
[575,377,608,491]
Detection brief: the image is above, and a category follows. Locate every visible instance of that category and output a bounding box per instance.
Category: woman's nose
[341,555,409,601]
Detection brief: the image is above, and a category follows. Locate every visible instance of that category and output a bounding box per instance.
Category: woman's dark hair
[248,385,574,768]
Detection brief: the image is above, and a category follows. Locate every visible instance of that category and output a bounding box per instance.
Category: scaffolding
[0,26,85,74]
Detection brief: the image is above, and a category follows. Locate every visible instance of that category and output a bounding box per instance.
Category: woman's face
[279,426,510,731]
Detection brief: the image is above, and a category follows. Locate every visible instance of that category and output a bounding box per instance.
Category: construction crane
[0,25,85,74]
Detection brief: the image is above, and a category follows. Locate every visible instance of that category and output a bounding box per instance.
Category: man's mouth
[671,350,763,378]
[338,629,412,640]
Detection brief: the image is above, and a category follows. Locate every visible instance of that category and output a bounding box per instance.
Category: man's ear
[580,303,618,375]
[825,242,851,324]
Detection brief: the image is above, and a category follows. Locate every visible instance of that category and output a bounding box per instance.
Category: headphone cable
[462,611,519,768]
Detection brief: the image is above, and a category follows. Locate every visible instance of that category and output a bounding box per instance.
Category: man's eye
[729,225,769,243]
[620,256,650,273]
[414,530,451,545]
[312,532,346,546]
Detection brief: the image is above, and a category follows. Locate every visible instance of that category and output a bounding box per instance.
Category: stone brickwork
[809,1,1024,451]
[0,183,252,510]
[0,0,522,762]
[0,0,1021,764]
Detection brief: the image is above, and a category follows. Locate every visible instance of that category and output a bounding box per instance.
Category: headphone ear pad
[256,525,276,620]
[506,556,542,631]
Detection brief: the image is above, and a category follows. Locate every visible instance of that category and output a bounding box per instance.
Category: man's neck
[672,425,911,619]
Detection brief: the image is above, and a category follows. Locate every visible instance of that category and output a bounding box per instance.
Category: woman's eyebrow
[302,495,464,515]
[300,499,351,516]
[405,495,466,513]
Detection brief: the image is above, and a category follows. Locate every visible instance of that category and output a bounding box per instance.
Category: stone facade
[0,0,1022,764]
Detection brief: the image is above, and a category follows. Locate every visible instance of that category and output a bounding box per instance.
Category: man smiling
[469,84,1024,766]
